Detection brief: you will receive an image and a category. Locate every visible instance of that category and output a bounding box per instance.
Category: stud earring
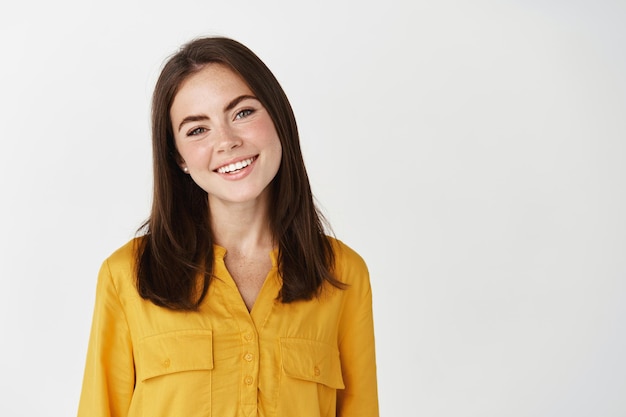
[183,167,189,173]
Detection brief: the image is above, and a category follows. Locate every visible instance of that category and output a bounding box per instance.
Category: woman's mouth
[215,156,257,174]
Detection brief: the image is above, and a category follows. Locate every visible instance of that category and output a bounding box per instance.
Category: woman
[78,36,378,417]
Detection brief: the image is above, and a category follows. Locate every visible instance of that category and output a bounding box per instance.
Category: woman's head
[170,62,284,209]
[150,37,310,237]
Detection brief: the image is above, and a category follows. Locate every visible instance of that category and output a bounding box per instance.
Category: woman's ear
[173,151,189,174]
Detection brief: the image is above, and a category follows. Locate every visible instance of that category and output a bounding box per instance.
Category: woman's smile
[215,155,258,174]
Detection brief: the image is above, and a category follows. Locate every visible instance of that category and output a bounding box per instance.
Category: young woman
[77,36,378,417]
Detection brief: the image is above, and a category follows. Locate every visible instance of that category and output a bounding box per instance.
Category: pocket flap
[136,330,213,381]
[280,337,345,389]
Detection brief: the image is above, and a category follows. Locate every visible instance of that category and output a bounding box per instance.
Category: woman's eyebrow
[178,114,209,133]
[224,94,258,112]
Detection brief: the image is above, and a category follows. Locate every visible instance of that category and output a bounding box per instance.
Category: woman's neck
[209,197,274,256]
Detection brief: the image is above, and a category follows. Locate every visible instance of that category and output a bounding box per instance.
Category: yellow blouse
[77,237,379,417]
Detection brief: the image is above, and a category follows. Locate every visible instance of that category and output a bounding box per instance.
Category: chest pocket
[279,337,345,389]
[136,329,214,381]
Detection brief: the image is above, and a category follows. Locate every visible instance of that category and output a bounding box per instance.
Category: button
[244,353,254,362]
[163,359,171,368]
[244,376,254,385]
[244,333,253,341]
[314,366,320,376]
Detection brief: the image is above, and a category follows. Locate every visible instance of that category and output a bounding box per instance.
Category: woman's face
[170,63,282,209]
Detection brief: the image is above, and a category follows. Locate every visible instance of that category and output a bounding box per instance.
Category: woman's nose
[215,125,242,152]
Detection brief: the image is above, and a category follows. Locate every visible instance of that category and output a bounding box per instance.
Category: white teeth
[217,157,255,174]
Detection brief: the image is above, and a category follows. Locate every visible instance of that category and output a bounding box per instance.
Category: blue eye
[188,127,207,136]
[235,109,254,119]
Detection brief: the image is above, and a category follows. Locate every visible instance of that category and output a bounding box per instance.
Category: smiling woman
[76,36,379,417]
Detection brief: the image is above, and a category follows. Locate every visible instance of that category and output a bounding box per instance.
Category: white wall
[1,1,625,416]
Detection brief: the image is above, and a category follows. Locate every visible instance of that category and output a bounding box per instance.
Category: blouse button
[314,366,321,376]
[244,333,253,341]
[163,359,171,368]
[244,353,254,362]
[244,376,254,385]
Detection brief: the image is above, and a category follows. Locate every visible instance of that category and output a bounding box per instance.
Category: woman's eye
[188,127,207,136]
[235,109,254,120]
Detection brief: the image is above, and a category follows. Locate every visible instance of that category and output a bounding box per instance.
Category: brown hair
[136,36,343,310]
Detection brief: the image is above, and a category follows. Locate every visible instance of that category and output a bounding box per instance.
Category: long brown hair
[136,36,343,310]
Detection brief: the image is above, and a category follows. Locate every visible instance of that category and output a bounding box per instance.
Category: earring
[183,167,189,173]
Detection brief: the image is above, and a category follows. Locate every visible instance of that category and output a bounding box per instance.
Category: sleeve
[336,252,379,417]
[77,259,135,417]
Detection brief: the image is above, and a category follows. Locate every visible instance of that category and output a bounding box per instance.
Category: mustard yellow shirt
[78,237,378,417]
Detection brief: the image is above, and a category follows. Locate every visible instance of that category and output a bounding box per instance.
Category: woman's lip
[214,155,258,174]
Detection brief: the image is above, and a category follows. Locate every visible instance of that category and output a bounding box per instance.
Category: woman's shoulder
[327,236,370,284]
[99,236,145,282]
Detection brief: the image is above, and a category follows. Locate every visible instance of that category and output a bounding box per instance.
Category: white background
[1,1,625,416]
